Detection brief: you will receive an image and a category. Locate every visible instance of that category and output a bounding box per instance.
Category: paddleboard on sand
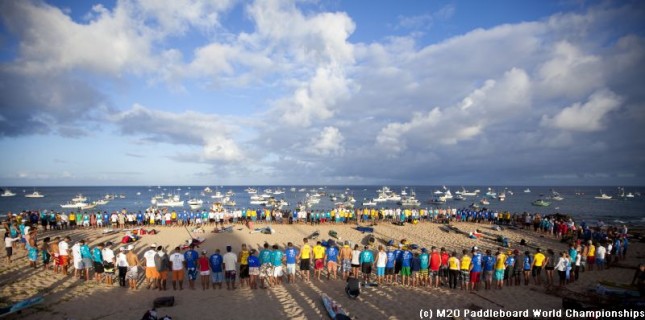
[309,230,320,240]
[355,226,374,233]
[322,293,350,320]
[0,296,43,318]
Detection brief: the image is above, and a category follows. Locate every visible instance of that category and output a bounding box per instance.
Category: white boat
[187,198,203,207]
[250,199,267,205]
[594,190,612,200]
[72,194,87,202]
[154,194,184,207]
[245,187,257,194]
[223,199,236,206]
[1,189,16,197]
[95,199,109,205]
[400,198,420,206]
[443,189,453,199]
[485,188,497,198]
[273,189,285,195]
[454,194,466,201]
[362,199,376,206]
[461,188,479,197]
[211,191,224,199]
[428,195,446,205]
[480,198,490,205]
[204,187,212,193]
[119,194,126,199]
[25,190,45,198]
[497,192,506,201]
[524,188,531,193]
[226,189,235,197]
[61,201,88,209]
[625,192,635,198]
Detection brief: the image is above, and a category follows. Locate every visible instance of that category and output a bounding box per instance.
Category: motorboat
[428,195,446,205]
[594,191,612,200]
[72,194,87,202]
[362,199,376,206]
[453,194,466,201]
[154,195,184,207]
[25,190,45,198]
[524,188,531,193]
[497,192,506,201]
[204,187,212,193]
[1,189,16,197]
[625,192,635,198]
[480,198,490,206]
[531,199,551,207]
[245,187,257,194]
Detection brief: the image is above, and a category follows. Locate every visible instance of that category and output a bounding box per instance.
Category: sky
[0,0,644,187]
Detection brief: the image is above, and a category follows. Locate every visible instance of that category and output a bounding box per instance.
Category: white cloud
[308,126,345,156]
[541,89,622,132]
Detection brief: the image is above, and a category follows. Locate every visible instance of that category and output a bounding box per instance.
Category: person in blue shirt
[259,243,272,289]
[385,247,396,284]
[325,244,339,280]
[470,248,483,290]
[79,240,92,281]
[393,246,403,283]
[411,253,421,287]
[92,242,104,282]
[482,250,496,290]
[523,251,532,285]
[401,248,412,286]
[136,212,143,226]
[284,242,298,283]
[184,244,199,289]
[270,244,284,286]
[505,251,516,287]
[359,246,374,283]
[247,249,260,289]
[419,248,429,286]
[209,249,223,289]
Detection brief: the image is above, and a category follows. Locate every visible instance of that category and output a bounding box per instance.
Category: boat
[469,203,480,209]
[428,195,446,205]
[532,199,551,207]
[61,201,88,209]
[548,189,564,201]
[453,194,466,201]
[362,199,376,206]
[25,190,45,198]
[1,189,16,197]
[245,187,257,194]
[119,193,126,199]
[187,198,203,209]
[460,187,479,197]
[485,188,497,198]
[625,192,635,198]
[497,192,506,202]
[480,198,490,205]
[225,189,235,197]
[223,199,236,206]
[72,194,87,202]
[524,188,531,193]
[154,195,184,207]
[594,191,612,200]
[95,199,109,205]
[211,191,224,199]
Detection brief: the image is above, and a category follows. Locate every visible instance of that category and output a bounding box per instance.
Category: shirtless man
[339,241,353,280]
[126,245,140,289]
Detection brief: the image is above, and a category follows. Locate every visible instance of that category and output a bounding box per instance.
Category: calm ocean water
[1,186,644,226]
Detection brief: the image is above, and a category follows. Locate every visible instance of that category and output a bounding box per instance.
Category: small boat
[625,192,635,198]
[532,199,551,207]
[362,199,376,206]
[453,194,466,201]
[594,190,612,200]
[469,203,480,209]
[428,195,446,205]
[72,193,87,202]
[187,198,203,209]
[1,189,16,197]
[497,192,506,202]
[524,188,531,193]
[480,198,490,205]
[25,190,45,198]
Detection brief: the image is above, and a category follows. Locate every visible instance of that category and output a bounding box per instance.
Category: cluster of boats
[59,193,116,210]
[1,188,45,198]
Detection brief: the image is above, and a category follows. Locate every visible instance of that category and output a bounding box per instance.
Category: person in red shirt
[440,247,450,286]
[429,246,441,288]
[198,250,210,290]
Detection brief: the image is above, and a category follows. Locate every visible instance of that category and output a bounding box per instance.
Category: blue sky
[0,0,644,186]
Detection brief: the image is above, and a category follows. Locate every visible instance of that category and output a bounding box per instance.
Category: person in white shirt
[169,247,185,290]
[596,244,607,270]
[143,243,159,289]
[71,242,82,278]
[223,245,237,290]
[58,237,70,275]
[376,245,388,284]
[4,232,20,264]
[102,243,116,286]
[116,247,129,287]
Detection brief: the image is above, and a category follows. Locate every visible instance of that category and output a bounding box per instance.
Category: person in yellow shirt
[297,238,312,281]
[448,251,460,289]
[313,241,326,281]
[587,241,596,271]
[460,249,471,291]
[68,211,76,228]
[531,248,546,285]
[495,249,507,289]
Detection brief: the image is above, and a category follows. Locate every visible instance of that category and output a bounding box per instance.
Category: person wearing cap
[297,238,312,282]
[116,247,128,287]
[155,246,170,291]
[125,244,140,289]
[400,246,412,286]
[418,248,429,286]
[494,248,507,290]
[102,242,116,286]
[504,250,517,287]
[198,250,210,290]
[393,245,403,284]
[522,250,532,285]
[460,249,471,291]
[184,244,199,290]
[325,241,340,281]
[531,248,546,285]
[143,243,159,289]
[169,246,185,290]
[470,247,483,291]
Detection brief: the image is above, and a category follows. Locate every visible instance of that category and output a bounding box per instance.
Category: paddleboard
[0,296,43,318]
[322,293,349,320]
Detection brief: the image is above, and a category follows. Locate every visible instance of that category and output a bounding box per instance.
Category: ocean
[1,186,643,226]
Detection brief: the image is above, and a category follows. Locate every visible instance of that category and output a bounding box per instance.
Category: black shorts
[385,267,394,275]
[394,261,402,274]
[300,258,310,271]
[94,262,104,273]
[361,263,372,275]
[351,263,360,268]
[6,247,12,257]
[240,264,250,278]
[532,266,542,277]
[104,262,115,274]
[545,266,554,271]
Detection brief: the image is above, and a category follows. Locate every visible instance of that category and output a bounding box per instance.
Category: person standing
[169,247,185,290]
[359,246,374,284]
[531,248,546,285]
[448,251,460,289]
[460,249,471,291]
[223,245,237,290]
[92,242,105,283]
[209,249,224,290]
[198,250,210,290]
[155,246,170,291]
[297,238,312,282]
[325,242,340,280]
[116,247,128,287]
[429,247,441,288]
[284,242,298,283]
[350,244,361,279]
[494,249,506,290]
[184,244,199,290]
[271,244,284,286]
[143,243,159,289]
[102,243,116,286]
[375,246,387,285]
[312,241,325,281]
[125,244,140,289]
[247,249,260,289]
[4,232,20,264]
[238,244,250,288]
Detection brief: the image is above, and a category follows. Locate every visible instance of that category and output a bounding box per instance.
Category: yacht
[594,190,612,200]
[428,195,447,205]
[524,188,531,193]
[362,199,376,206]
[1,189,16,197]
[497,192,506,202]
[153,194,184,207]
[625,192,635,198]
[453,194,466,201]
[245,187,257,194]
[204,187,213,193]
[480,198,490,206]
[25,190,45,198]
[72,194,87,202]
[460,187,479,197]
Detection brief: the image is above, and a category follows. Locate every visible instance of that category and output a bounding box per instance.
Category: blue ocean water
[1,186,643,226]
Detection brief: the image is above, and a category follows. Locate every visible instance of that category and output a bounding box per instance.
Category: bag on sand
[153,296,175,308]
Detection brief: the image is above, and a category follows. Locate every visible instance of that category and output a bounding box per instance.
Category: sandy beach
[1,220,642,319]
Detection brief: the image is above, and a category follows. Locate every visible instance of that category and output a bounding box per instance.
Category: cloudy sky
[0,0,643,186]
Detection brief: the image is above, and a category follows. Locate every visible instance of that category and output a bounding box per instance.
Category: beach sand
[1,221,642,319]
